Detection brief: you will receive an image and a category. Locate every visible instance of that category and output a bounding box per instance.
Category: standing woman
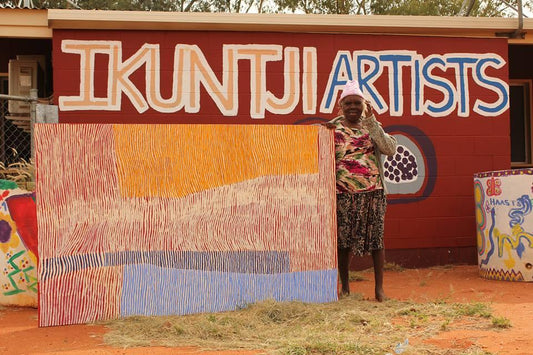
[329,80,397,302]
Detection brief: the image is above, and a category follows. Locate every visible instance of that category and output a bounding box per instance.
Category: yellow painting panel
[113,125,319,198]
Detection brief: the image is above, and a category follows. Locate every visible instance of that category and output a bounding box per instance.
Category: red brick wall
[52,29,511,267]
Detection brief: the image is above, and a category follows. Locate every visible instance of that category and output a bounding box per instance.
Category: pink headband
[338,80,366,104]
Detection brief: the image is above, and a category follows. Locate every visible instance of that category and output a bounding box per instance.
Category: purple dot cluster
[384,145,418,183]
[0,220,12,243]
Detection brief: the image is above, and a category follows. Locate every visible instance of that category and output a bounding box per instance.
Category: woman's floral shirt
[332,118,383,193]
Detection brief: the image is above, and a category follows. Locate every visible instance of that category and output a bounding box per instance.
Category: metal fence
[0,97,32,166]
[0,90,37,186]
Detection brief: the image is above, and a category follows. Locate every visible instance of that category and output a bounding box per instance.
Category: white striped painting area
[35,124,337,327]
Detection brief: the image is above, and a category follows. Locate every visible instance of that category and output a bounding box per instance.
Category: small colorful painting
[0,183,38,307]
[474,169,533,281]
[36,124,337,327]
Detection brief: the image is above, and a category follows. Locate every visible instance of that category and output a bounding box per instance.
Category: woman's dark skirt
[336,189,387,256]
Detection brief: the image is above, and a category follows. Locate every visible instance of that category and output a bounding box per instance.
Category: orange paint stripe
[112,125,319,198]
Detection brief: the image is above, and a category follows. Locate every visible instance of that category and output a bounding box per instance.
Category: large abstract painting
[36,124,336,327]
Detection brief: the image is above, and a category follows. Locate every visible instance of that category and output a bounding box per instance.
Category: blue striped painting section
[40,250,290,282]
[120,265,338,317]
[106,250,290,273]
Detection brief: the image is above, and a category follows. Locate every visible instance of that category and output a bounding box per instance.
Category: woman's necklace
[342,118,363,130]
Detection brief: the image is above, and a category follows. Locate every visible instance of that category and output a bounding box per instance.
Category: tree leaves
[2,0,531,17]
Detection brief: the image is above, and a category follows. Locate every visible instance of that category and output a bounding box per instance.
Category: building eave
[0,9,51,38]
[46,9,533,43]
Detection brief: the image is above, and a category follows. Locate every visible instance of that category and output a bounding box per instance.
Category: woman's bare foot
[339,288,350,298]
[375,288,388,302]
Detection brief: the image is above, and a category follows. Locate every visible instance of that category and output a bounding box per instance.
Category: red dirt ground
[1,264,531,355]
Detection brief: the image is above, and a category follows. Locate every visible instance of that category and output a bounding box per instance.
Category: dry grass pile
[0,158,35,190]
[103,295,508,354]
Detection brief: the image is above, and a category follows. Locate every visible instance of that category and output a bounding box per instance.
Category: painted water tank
[474,169,533,281]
